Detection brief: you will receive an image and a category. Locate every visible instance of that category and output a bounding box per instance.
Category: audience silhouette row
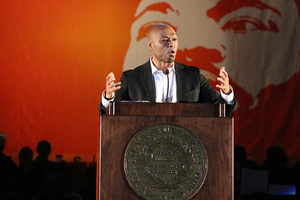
[1,131,299,200]
[0,132,95,200]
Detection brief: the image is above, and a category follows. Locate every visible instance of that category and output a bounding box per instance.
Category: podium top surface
[106,102,226,117]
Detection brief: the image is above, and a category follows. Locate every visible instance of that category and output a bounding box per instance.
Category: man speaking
[100,23,235,115]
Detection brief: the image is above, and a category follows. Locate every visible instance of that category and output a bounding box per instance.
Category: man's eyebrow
[135,2,178,19]
[207,0,281,23]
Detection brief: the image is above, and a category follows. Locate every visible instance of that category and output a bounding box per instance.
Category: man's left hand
[216,67,231,94]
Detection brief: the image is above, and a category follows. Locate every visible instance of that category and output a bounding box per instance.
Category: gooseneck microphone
[165,69,169,103]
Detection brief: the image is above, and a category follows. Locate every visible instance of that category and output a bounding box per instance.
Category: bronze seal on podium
[124,123,208,200]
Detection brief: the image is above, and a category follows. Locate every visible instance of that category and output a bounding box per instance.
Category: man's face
[149,26,178,64]
[124,0,300,106]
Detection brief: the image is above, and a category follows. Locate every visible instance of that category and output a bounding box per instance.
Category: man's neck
[151,57,174,73]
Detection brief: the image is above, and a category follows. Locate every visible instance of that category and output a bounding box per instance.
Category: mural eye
[136,22,177,42]
[221,16,279,34]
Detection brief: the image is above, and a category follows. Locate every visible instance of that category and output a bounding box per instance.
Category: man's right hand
[105,72,121,99]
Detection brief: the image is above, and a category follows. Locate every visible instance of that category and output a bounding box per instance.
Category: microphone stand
[165,69,169,103]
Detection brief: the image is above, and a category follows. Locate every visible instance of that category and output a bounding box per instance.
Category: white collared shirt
[150,58,177,103]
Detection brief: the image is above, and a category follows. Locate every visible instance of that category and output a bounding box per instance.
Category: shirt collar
[150,57,175,74]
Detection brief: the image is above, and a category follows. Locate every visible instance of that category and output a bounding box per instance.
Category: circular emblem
[124,123,208,200]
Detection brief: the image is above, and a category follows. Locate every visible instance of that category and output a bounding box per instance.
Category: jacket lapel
[138,60,156,102]
[175,62,186,102]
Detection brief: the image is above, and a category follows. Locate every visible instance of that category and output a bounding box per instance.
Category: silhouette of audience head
[63,192,82,200]
[18,146,33,166]
[265,146,288,168]
[0,132,7,152]
[36,140,51,159]
[234,145,247,167]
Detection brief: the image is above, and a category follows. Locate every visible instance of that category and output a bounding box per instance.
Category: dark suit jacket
[100,60,235,115]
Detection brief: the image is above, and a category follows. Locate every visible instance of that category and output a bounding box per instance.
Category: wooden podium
[98,102,233,200]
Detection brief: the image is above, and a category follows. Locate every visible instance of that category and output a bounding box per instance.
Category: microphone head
[165,69,169,75]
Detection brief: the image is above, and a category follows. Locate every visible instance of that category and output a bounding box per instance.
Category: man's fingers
[106,72,115,79]
[112,85,121,92]
[219,71,228,80]
[106,73,117,88]
[106,72,116,83]
[216,67,231,94]
[105,72,120,99]
[217,77,226,86]
[107,81,121,92]
[111,81,121,88]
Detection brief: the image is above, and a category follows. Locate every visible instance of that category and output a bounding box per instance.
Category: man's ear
[148,42,153,50]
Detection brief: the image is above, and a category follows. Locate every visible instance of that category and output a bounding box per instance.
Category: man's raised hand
[105,72,121,99]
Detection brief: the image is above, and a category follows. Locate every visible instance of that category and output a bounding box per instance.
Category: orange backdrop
[0,0,139,161]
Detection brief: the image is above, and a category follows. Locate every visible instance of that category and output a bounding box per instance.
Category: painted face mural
[123,0,300,158]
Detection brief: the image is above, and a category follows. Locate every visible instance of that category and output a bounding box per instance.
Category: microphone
[165,69,169,75]
[165,69,169,103]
